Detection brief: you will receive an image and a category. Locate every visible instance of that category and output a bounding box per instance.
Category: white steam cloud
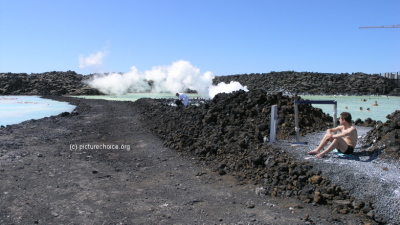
[208,81,249,99]
[85,60,248,99]
[79,51,107,69]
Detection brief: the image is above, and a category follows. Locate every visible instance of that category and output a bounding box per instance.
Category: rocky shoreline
[213,71,400,96]
[0,95,386,224]
[278,126,400,225]
[1,70,399,96]
[0,71,101,95]
[132,90,400,224]
[0,93,398,224]
[363,110,400,161]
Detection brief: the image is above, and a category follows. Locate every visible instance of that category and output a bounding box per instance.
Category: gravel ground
[275,126,400,224]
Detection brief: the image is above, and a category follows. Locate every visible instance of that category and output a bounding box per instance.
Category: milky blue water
[0,96,76,126]
[1,94,399,127]
[300,95,400,122]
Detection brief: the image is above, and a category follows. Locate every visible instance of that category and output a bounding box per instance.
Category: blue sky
[0,0,399,76]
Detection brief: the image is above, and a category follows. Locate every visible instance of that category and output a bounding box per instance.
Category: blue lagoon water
[300,95,400,122]
[1,94,398,127]
[0,96,76,126]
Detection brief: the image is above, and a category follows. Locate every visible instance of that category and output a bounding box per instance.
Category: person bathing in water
[308,112,357,158]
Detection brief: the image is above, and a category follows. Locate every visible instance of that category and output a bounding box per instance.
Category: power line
[359,24,400,29]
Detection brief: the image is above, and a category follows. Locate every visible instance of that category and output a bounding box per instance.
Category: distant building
[380,72,399,80]
[380,72,400,87]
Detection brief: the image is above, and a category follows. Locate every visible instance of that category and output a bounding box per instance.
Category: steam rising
[79,51,107,69]
[85,60,248,99]
[208,81,249,99]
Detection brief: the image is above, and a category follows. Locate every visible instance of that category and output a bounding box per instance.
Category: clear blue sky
[1,0,399,76]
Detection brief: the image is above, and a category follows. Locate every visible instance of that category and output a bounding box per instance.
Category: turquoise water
[1,94,398,127]
[0,96,76,126]
[300,95,400,122]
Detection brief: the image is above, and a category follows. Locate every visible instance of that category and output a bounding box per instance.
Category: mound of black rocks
[354,117,379,127]
[214,71,399,96]
[0,71,100,95]
[362,110,400,161]
[1,70,399,97]
[133,89,379,221]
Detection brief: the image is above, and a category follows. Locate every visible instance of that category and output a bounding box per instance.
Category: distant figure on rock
[175,93,189,106]
[308,112,358,159]
[372,101,378,106]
